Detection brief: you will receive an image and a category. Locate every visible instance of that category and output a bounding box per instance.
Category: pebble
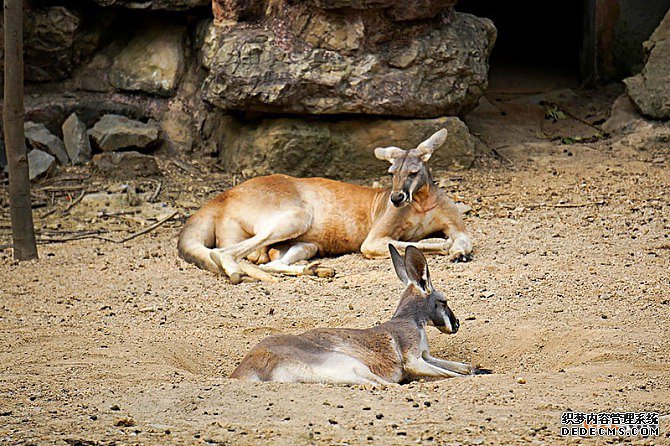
[517,377,527,384]
[115,418,135,427]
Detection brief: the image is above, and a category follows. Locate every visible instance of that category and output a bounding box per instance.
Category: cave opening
[457,0,588,94]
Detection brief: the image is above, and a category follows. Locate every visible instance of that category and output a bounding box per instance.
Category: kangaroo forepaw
[448,234,472,262]
[450,252,472,263]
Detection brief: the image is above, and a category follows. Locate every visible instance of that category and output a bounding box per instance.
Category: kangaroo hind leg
[258,242,319,276]
[210,208,312,283]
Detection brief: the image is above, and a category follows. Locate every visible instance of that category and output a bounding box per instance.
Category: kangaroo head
[389,244,459,334]
[374,129,448,208]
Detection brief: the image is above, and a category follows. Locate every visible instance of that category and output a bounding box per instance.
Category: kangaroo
[178,128,472,284]
[230,245,480,384]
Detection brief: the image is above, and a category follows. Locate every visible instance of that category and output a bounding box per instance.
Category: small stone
[24,122,69,164]
[315,267,336,278]
[652,157,665,164]
[62,113,92,165]
[93,151,161,179]
[516,377,526,384]
[27,149,56,180]
[115,418,135,427]
[89,115,160,152]
[110,404,120,411]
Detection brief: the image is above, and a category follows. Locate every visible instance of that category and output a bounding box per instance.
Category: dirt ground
[1,90,670,445]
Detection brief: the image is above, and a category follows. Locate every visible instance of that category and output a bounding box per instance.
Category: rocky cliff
[1,0,496,178]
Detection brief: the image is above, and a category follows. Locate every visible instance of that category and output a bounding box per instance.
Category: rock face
[27,150,56,180]
[110,25,187,96]
[202,3,496,118]
[307,0,457,21]
[91,0,209,10]
[24,122,69,164]
[92,152,161,178]
[89,115,161,152]
[0,6,106,82]
[62,114,92,165]
[218,116,476,178]
[624,10,670,120]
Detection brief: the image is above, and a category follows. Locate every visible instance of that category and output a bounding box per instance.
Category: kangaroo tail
[177,207,220,274]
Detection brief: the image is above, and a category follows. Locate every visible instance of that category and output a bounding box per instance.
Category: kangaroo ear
[374,146,405,163]
[404,246,431,293]
[389,244,408,285]
[412,129,448,162]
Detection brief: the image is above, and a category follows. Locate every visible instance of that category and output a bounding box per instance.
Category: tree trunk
[4,0,38,261]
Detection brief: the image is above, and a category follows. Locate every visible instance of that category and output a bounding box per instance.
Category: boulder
[624,10,670,120]
[602,94,645,133]
[92,151,161,178]
[201,13,496,117]
[307,0,457,21]
[218,116,477,178]
[62,113,92,165]
[28,150,56,180]
[109,24,187,97]
[0,6,106,82]
[90,0,209,10]
[160,100,196,153]
[214,0,456,22]
[89,115,161,152]
[24,122,69,164]
[212,0,269,21]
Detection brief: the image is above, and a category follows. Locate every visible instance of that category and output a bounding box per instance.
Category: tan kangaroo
[178,129,472,283]
[230,245,482,384]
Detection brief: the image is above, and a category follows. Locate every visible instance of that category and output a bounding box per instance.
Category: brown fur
[230,247,475,383]
[178,129,472,280]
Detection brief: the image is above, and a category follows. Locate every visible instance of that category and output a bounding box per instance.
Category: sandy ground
[1,101,670,445]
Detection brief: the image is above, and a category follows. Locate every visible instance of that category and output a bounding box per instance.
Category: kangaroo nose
[390,192,406,206]
[452,318,460,333]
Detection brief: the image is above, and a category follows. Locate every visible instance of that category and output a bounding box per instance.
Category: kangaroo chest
[395,208,443,241]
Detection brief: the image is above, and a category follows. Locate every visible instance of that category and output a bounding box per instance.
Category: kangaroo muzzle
[390,191,407,207]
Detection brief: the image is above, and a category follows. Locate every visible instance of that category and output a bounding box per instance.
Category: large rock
[218,116,477,178]
[92,151,161,178]
[201,13,495,117]
[213,0,269,21]
[109,24,187,96]
[0,6,105,82]
[214,0,456,22]
[62,113,92,165]
[308,0,456,21]
[89,115,161,152]
[28,150,56,180]
[624,10,670,120]
[91,0,209,10]
[24,122,69,165]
